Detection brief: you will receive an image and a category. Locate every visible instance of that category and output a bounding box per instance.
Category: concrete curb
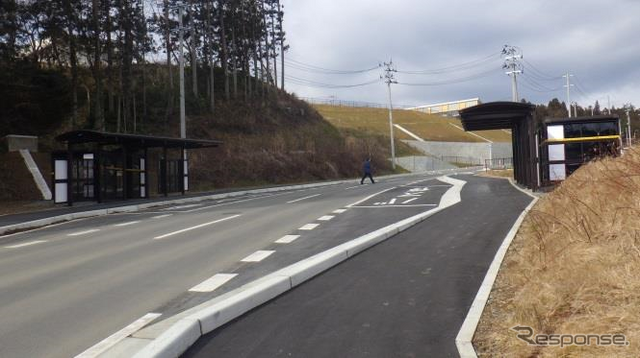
[455,180,539,358]
[1,171,459,237]
[123,175,467,358]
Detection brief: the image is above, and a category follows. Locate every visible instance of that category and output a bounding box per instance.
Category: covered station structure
[459,102,621,191]
[53,130,222,205]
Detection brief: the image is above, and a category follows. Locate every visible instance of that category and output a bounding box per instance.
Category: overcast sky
[280,0,640,108]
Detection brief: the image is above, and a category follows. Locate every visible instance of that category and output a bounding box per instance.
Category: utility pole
[383,60,397,169]
[626,107,632,147]
[502,45,523,102]
[178,6,186,139]
[563,73,574,117]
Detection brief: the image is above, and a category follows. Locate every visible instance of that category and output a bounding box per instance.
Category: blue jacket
[363,160,372,174]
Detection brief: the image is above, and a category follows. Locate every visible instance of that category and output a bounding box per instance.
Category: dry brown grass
[478,169,514,179]
[314,104,512,143]
[474,147,640,357]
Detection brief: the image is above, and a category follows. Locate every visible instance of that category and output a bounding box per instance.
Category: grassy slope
[475,147,640,357]
[313,104,512,143]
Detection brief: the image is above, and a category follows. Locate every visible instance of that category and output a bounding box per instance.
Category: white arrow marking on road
[388,198,397,204]
[153,215,241,239]
[74,312,161,358]
[275,235,301,244]
[4,240,47,249]
[241,250,275,262]
[403,198,419,204]
[189,273,238,292]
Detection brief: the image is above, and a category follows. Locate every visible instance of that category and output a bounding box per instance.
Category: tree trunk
[231,27,238,98]
[219,0,230,100]
[92,0,103,130]
[164,0,174,127]
[106,0,114,115]
[63,0,78,128]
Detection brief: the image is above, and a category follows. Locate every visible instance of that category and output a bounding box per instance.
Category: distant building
[406,98,480,116]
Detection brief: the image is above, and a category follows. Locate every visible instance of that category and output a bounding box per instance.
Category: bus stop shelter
[459,102,539,190]
[54,130,222,205]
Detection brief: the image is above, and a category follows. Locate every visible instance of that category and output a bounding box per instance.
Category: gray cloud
[281,0,640,108]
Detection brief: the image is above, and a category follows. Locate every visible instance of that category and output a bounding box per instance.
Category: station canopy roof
[56,130,222,149]
[459,102,535,131]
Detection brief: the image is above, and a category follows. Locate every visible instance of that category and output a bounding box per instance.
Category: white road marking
[241,250,275,262]
[152,214,173,219]
[317,215,334,221]
[346,187,396,207]
[184,192,288,213]
[189,273,237,292]
[153,215,241,239]
[4,240,47,249]
[113,220,141,227]
[353,204,438,208]
[388,198,397,204]
[275,234,301,244]
[403,198,419,204]
[287,194,321,204]
[333,209,347,214]
[74,312,161,358]
[68,229,100,237]
[345,185,360,190]
[299,223,320,231]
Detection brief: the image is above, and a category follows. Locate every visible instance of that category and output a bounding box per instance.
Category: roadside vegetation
[474,147,640,357]
[314,104,512,143]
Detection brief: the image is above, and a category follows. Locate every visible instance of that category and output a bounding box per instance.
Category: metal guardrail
[484,157,513,170]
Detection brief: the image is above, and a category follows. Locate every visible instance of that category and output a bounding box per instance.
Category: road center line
[4,240,47,249]
[74,312,161,358]
[287,194,321,204]
[189,273,237,293]
[113,221,141,227]
[317,215,334,221]
[241,250,275,262]
[299,223,319,231]
[275,234,300,244]
[153,215,241,239]
[68,229,100,237]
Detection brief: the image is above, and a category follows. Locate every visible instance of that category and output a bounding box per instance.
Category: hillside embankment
[474,147,640,357]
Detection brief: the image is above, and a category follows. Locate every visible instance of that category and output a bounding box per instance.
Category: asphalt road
[0,171,463,358]
[182,175,533,358]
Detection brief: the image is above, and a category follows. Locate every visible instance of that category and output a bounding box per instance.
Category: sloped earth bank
[474,147,640,357]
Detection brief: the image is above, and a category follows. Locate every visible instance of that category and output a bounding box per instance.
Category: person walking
[360,157,375,184]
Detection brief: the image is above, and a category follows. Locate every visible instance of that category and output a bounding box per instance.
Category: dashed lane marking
[152,214,173,219]
[299,223,320,231]
[4,240,47,249]
[113,221,141,227]
[241,250,275,262]
[68,229,100,237]
[333,209,348,214]
[287,194,321,204]
[403,198,419,204]
[317,215,334,221]
[153,215,241,239]
[275,235,301,244]
[189,273,238,292]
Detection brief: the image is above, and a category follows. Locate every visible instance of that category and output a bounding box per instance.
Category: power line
[520,73,563,92]
[285,75,380,89]
[396,67,499,86]
[395,52,501,75]
[522,59,563,81]
[285,58,380,74]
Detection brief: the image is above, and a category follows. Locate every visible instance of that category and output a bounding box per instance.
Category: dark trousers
[361,172,375,184]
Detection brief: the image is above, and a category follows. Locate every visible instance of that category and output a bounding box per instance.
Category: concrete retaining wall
[406,140,512,162]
